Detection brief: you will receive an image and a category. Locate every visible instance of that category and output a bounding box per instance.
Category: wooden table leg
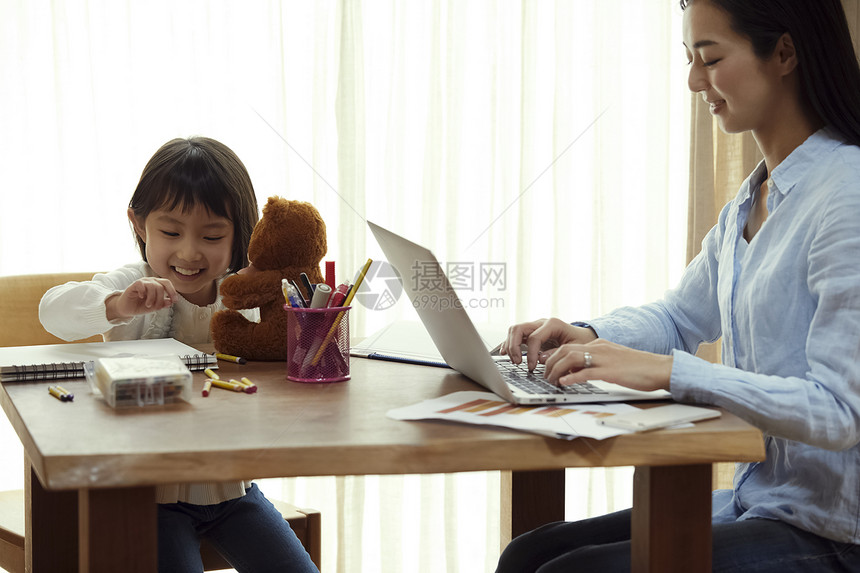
[78,486,158,573]
[631,464,712,573]
[26,457,158,573]
[26,460,79,572]
[501,468,565,548]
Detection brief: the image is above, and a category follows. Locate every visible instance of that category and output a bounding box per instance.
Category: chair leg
[300,508,322,571]
[0,504,24,573]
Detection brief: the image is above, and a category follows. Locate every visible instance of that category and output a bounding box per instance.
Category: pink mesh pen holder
[285,305,351,383]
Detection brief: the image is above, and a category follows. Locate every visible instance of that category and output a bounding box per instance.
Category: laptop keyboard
[497,362,609,395]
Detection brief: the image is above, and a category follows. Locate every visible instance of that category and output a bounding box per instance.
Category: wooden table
[0,355,764,572]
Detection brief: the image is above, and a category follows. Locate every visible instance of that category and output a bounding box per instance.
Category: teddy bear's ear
[260,196,285,221]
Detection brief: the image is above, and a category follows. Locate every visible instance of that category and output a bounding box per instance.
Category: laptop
[368,221,672,405]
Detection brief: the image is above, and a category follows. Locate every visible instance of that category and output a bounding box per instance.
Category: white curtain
[0,1,690,571]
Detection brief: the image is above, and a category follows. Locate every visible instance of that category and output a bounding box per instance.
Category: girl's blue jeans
[157,483,318,573]
[496,498,860,572]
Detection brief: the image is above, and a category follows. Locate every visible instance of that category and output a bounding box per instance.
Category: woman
[496,0,860,571]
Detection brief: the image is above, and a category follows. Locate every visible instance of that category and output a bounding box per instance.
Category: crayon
[215,353,247,365]
[236,377,258,394]
[210,379,244,392]
[48,385,73,402]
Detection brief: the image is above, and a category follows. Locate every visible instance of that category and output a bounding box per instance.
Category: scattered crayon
[236,377,258,394]
[210,378,244,392]
[215,353,247,365]
[202,379,212,397]
[204,368,220,380]
[48,385,74,402]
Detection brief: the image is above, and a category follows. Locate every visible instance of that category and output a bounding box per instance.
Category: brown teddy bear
[211,196,326,360]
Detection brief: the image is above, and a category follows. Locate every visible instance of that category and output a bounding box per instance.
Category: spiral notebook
[0,338,216,383]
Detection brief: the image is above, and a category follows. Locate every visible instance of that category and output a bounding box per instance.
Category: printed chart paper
[387,391,640,440]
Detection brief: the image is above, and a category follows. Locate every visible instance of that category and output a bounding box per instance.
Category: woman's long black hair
[681,0,860,146]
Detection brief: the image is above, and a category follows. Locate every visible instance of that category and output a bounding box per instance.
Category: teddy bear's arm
[220,270,286,309]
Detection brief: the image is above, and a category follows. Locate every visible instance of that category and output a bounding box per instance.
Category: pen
[311,258,372,365]
[281,278,292,305]
[202,379,212,397]
[215,353,247,365]
[300,272,315,297]
[290,279,308,307]
[310,283,333,308]
[283,282,305,308]
[327,283,349,307]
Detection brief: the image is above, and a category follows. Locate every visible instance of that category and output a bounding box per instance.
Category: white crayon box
[84,355,192,408]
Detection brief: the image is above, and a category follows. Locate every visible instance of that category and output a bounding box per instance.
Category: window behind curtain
[0,2,690,570]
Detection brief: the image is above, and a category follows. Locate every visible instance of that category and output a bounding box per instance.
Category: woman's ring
[583,351,593,368]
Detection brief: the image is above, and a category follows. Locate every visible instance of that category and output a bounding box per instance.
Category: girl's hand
[544,339,673,392]
[106,278,177,321]
[500,317,597,370]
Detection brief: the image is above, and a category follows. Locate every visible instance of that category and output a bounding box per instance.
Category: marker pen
[310,283,333,308]
[325,261,336,290]
[327,283,349,307]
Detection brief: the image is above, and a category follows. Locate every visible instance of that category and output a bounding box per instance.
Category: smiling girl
[40,137,318,572]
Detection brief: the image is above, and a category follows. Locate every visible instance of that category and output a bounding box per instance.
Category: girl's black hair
[128,137,259,273]
[680,0,860,146]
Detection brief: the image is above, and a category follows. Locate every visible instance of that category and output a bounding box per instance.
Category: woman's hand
[544,339,673,392]
[500,318,597,370]
[106,277,177,321]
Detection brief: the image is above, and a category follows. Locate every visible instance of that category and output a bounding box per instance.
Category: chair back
[0,273,102,347]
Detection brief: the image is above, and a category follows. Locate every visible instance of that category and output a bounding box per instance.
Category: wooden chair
[713,462,735,490]
[0,489,24,573]
[0,272,102,348]
[0,272,321,571]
